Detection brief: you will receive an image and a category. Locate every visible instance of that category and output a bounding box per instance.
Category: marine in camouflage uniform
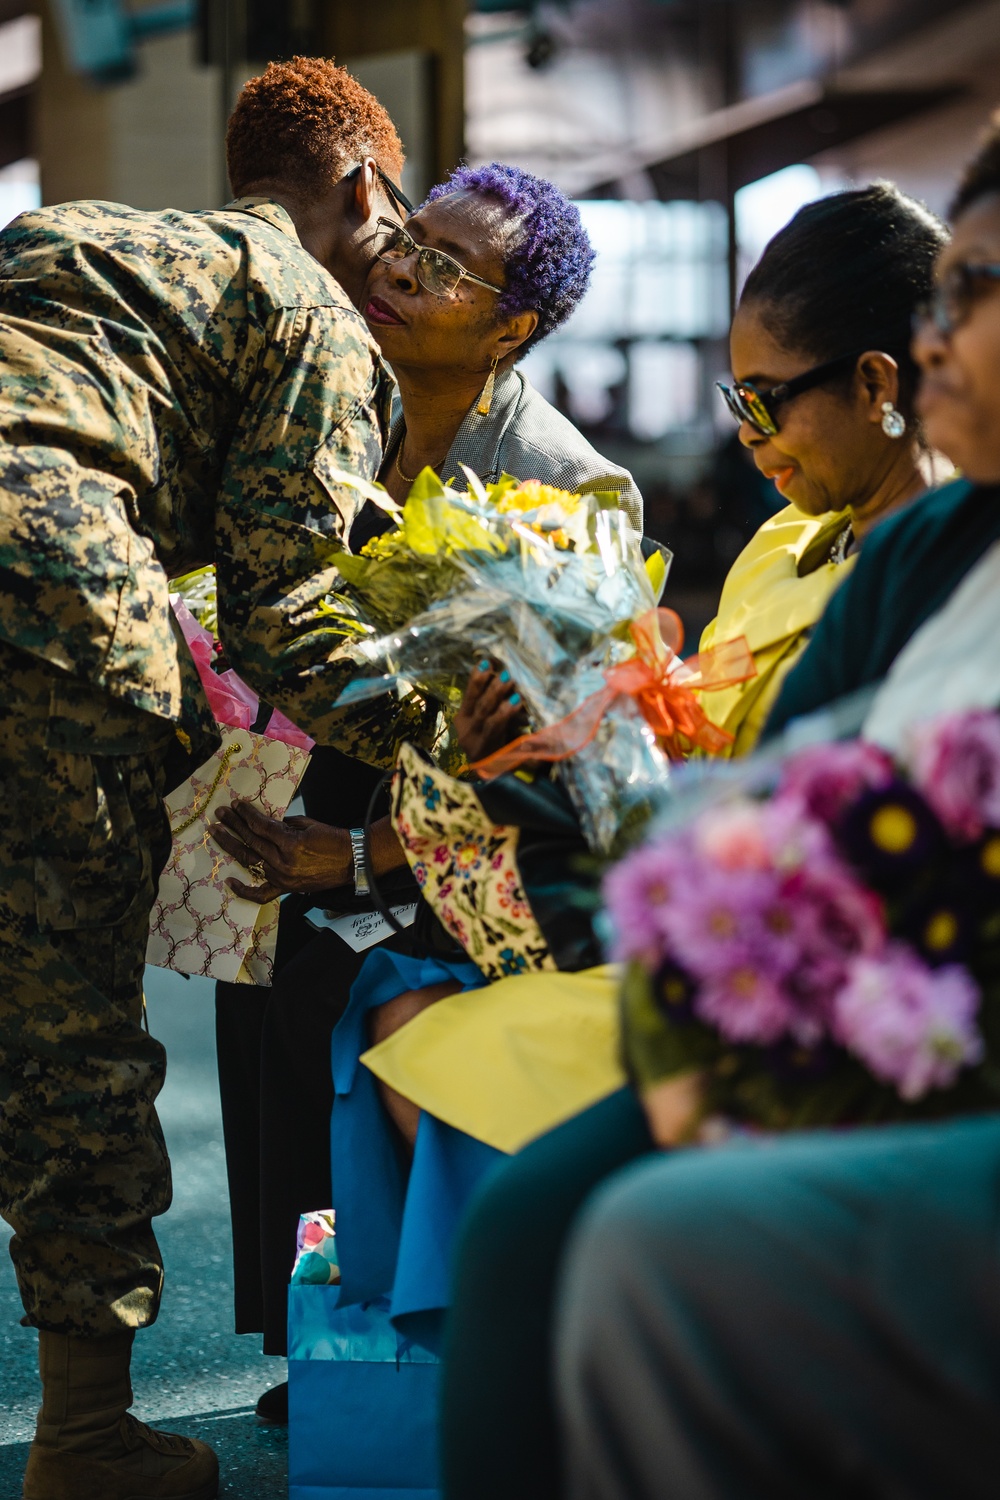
[0,195,405,1339]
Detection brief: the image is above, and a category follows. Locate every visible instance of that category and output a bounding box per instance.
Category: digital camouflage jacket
[0,196,420,763]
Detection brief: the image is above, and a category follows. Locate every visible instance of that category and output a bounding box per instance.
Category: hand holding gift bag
[145,599,313,985]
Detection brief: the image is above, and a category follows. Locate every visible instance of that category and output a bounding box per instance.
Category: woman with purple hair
[361,160,642,525]
[293,163,647,1365]
[211,160,645,1428]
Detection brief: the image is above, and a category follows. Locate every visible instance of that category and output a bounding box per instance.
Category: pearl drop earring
[881,401,906,439]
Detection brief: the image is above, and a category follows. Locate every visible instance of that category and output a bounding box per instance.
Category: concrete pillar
[36,0,219,209]
[324,0,466,190]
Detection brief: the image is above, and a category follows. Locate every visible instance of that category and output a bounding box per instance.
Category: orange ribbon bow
[470,609,756,780]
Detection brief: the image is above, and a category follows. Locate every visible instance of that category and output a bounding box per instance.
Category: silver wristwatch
[349,827,370,897]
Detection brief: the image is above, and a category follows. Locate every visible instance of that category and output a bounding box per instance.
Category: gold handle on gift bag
[169,739,243,838]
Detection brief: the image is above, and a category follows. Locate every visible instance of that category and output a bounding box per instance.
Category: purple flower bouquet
[606,711,1000,1128]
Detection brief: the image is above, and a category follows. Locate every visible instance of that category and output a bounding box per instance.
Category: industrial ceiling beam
[585,82,966,200]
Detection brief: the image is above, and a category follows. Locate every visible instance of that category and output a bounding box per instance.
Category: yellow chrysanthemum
[869,804,918,854]
[492,479,582,515]
[923,909,960,953]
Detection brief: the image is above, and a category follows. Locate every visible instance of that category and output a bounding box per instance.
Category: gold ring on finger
[248,860,267,884]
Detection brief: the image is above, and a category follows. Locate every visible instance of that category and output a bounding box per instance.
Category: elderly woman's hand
[454,659,529,765]
[210,801,353,904]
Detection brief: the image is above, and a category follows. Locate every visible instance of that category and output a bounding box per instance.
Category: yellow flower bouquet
[330,465,671,851]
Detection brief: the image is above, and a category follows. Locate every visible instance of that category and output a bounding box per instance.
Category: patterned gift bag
[146,597,313,985]
[146,726,310,984]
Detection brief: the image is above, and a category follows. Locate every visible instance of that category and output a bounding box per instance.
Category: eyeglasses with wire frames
[342,163,413,219]
[914,261,1000,339]
[372,217,505,299]
[716,350,864,438]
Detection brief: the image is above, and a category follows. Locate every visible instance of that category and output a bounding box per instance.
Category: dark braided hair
[740,183,948,419]
[951,110,1000,218]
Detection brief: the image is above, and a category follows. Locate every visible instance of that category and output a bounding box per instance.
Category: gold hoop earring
[478,354,500,417]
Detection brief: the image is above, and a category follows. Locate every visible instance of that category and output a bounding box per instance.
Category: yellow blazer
[699,504,857,756]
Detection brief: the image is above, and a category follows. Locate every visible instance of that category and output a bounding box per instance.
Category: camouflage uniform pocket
[310,376,386,535]
[31,684,173,932]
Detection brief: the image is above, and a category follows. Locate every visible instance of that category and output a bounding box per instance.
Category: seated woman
[699,181,947,753]
[556,131,1000,1500]
[765,134,1000,737]
[432,182,964,1500]
[209,160,643,1405]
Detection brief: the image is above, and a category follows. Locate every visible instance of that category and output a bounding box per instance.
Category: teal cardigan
[766,478,1000,736]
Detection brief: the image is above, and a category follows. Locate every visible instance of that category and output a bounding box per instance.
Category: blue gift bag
[288,1283,441,1500]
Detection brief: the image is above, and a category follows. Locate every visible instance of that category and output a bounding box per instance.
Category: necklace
[828,522,854,565]
[394,438,446,486]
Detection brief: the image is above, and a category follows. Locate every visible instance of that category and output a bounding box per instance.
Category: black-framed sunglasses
[342,163,413,219]
[716,350,863,438]
[373,217,505,299]
[914,261,1000,338]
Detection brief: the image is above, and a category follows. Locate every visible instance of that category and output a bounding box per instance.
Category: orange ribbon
[470,609,756,779]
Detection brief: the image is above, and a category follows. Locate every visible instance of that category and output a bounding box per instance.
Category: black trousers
[214,737,424,1355]
[215,907,361,1354]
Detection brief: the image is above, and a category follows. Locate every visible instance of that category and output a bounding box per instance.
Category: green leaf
[316,464,401,512]
[407,466,448,502]
[619,961,722,1091]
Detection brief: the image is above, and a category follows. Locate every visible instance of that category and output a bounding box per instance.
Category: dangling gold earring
[478,354,500,417]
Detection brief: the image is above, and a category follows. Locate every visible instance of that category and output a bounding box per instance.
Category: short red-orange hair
[226,56,404,198]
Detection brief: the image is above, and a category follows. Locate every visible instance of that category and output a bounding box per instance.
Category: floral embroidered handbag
[390,742,603,982]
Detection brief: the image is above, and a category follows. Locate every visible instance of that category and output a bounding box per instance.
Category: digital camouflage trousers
[0,641,178,1335]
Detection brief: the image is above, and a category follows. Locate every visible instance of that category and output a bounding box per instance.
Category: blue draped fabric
[330,949,502,1351]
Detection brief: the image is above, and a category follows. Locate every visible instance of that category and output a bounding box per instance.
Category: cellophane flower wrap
[329,466,677,853]
[605,713,1000,1129]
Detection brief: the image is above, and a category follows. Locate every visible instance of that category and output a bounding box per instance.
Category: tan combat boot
[22,1330,219,1500]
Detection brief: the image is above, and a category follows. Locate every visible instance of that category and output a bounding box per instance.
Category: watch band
[349,827,370,897]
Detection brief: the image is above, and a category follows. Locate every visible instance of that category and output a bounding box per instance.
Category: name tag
[305,902,419,953]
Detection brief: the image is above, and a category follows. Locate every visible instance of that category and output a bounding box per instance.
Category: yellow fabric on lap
[360,964,625,1155]
[698,503,856,756]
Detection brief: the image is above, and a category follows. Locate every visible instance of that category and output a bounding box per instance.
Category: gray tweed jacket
[387,368,643,530]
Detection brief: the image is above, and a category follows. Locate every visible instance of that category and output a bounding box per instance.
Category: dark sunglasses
[373,217,504,299]
[914,261,1000,338]
[342,163,413,219]
[716,350,863,438]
